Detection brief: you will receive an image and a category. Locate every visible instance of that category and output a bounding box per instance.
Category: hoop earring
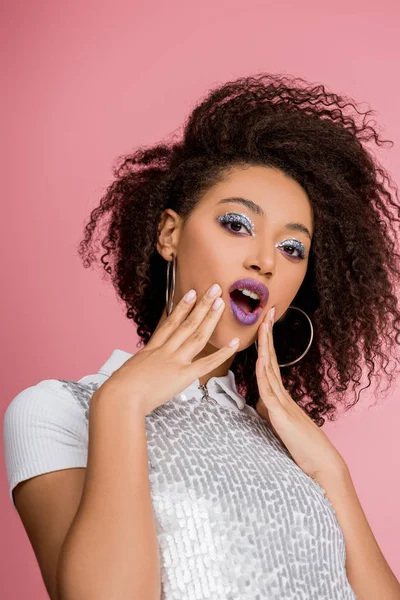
[165,256,313,367]
[254,306,313,367]
[166,252,176,316]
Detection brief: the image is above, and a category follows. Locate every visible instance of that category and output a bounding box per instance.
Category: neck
[195,343,235,386]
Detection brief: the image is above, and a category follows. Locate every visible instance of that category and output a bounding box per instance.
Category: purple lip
[228,278,269,326]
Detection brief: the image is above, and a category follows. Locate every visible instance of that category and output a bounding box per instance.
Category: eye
[216,212,254,236]
[276,239,306,260]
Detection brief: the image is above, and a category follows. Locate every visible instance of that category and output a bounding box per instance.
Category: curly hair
[78,73,400,427]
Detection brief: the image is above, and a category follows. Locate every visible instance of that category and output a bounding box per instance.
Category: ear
[156,208,182,260]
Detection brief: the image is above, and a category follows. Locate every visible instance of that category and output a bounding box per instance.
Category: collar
[97,349,246,410]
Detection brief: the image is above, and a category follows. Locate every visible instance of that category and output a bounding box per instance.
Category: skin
[155,164,314,385]
[154,164,400,596]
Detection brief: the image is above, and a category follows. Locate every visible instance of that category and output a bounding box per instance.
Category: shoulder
[4,373,104,425]
[3,373,106,508]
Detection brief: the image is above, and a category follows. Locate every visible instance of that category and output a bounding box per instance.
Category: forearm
[57,392,161,600]
[316,465,400,600]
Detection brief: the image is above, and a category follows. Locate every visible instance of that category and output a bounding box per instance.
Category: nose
[244,241,276,276]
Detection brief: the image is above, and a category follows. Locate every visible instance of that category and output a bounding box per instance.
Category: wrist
[91,386,148,421]
[314,459,350,487]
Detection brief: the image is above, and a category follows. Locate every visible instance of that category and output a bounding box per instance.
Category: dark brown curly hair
[78,73,400,427]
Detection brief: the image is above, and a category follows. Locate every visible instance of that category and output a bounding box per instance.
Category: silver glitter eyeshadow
[217,212,255,236]
[275,238,306,259]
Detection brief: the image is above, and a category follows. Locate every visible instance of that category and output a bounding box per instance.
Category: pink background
[1,0,400,597]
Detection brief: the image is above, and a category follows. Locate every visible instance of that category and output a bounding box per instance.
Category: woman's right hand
[93,283,240,417]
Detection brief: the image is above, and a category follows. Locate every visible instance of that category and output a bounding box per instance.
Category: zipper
[198,382,210,401]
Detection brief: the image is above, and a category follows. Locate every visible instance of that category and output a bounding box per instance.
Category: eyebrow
[216,197,312,241]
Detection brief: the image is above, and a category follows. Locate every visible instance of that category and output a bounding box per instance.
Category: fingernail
[208,283,220,296]
[184,289,196,302]
[270,306,275,322]
[228,337,240,347]
[211,297,223,310]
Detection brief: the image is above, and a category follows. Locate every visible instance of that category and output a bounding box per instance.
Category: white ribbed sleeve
[3,380,88,510]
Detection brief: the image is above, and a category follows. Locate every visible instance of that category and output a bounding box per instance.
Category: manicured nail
[211,297,223,310]
[228,337,240,347]
[208,283,220,296]
[184,289,196,302]
[270,306,275,322]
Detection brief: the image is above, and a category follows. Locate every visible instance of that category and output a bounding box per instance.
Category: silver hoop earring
[165,257,313,368]
[254,306,314,367]
[166,252,176,316]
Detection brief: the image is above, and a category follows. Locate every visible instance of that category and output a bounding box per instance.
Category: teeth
[237,288,261,301]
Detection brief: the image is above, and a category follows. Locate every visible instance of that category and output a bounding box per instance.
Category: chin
[207,331,229,350]
[208,331,245,352]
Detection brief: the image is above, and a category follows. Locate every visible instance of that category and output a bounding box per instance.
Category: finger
[257,322,284,404]
[148,287,202,348]
[191,335,240,379]
[175,296,231,360]
[256,323,274,394]
[257,318,268,361]
[255,352,281,412]
[164,283,224,353]
[265,315,289,401]
[264,315,280,378]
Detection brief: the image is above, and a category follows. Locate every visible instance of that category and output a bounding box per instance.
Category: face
[156,164,314,354]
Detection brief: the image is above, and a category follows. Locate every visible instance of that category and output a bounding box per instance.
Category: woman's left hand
[255,306,347,483]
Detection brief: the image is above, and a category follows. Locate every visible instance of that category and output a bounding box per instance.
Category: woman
[4,73,400,600]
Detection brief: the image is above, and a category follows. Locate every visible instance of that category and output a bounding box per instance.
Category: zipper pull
[198,382,210,401]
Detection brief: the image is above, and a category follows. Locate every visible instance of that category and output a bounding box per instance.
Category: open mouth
[228,278,269,326]
[229,289,261,314]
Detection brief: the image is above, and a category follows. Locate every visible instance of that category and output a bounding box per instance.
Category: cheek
[180,224,228,270]
[278,264,307,306]
[175,227,225,291]
[177,234,243,309]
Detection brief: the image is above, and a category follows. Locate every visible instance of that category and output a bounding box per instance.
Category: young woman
[4,73,400,600]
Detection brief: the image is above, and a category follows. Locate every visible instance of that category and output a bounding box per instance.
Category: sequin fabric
[144,397,357,600]
[58,379,101,421]
[58,376,356,600]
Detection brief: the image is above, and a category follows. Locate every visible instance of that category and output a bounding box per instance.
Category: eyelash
[216,212,307,260]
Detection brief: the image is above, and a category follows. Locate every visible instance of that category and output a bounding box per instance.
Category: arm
[57,391,161,600]
[316,465,400,600]
[255,310,400,599]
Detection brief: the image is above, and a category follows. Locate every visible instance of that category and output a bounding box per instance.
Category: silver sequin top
[4,349,357,599]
